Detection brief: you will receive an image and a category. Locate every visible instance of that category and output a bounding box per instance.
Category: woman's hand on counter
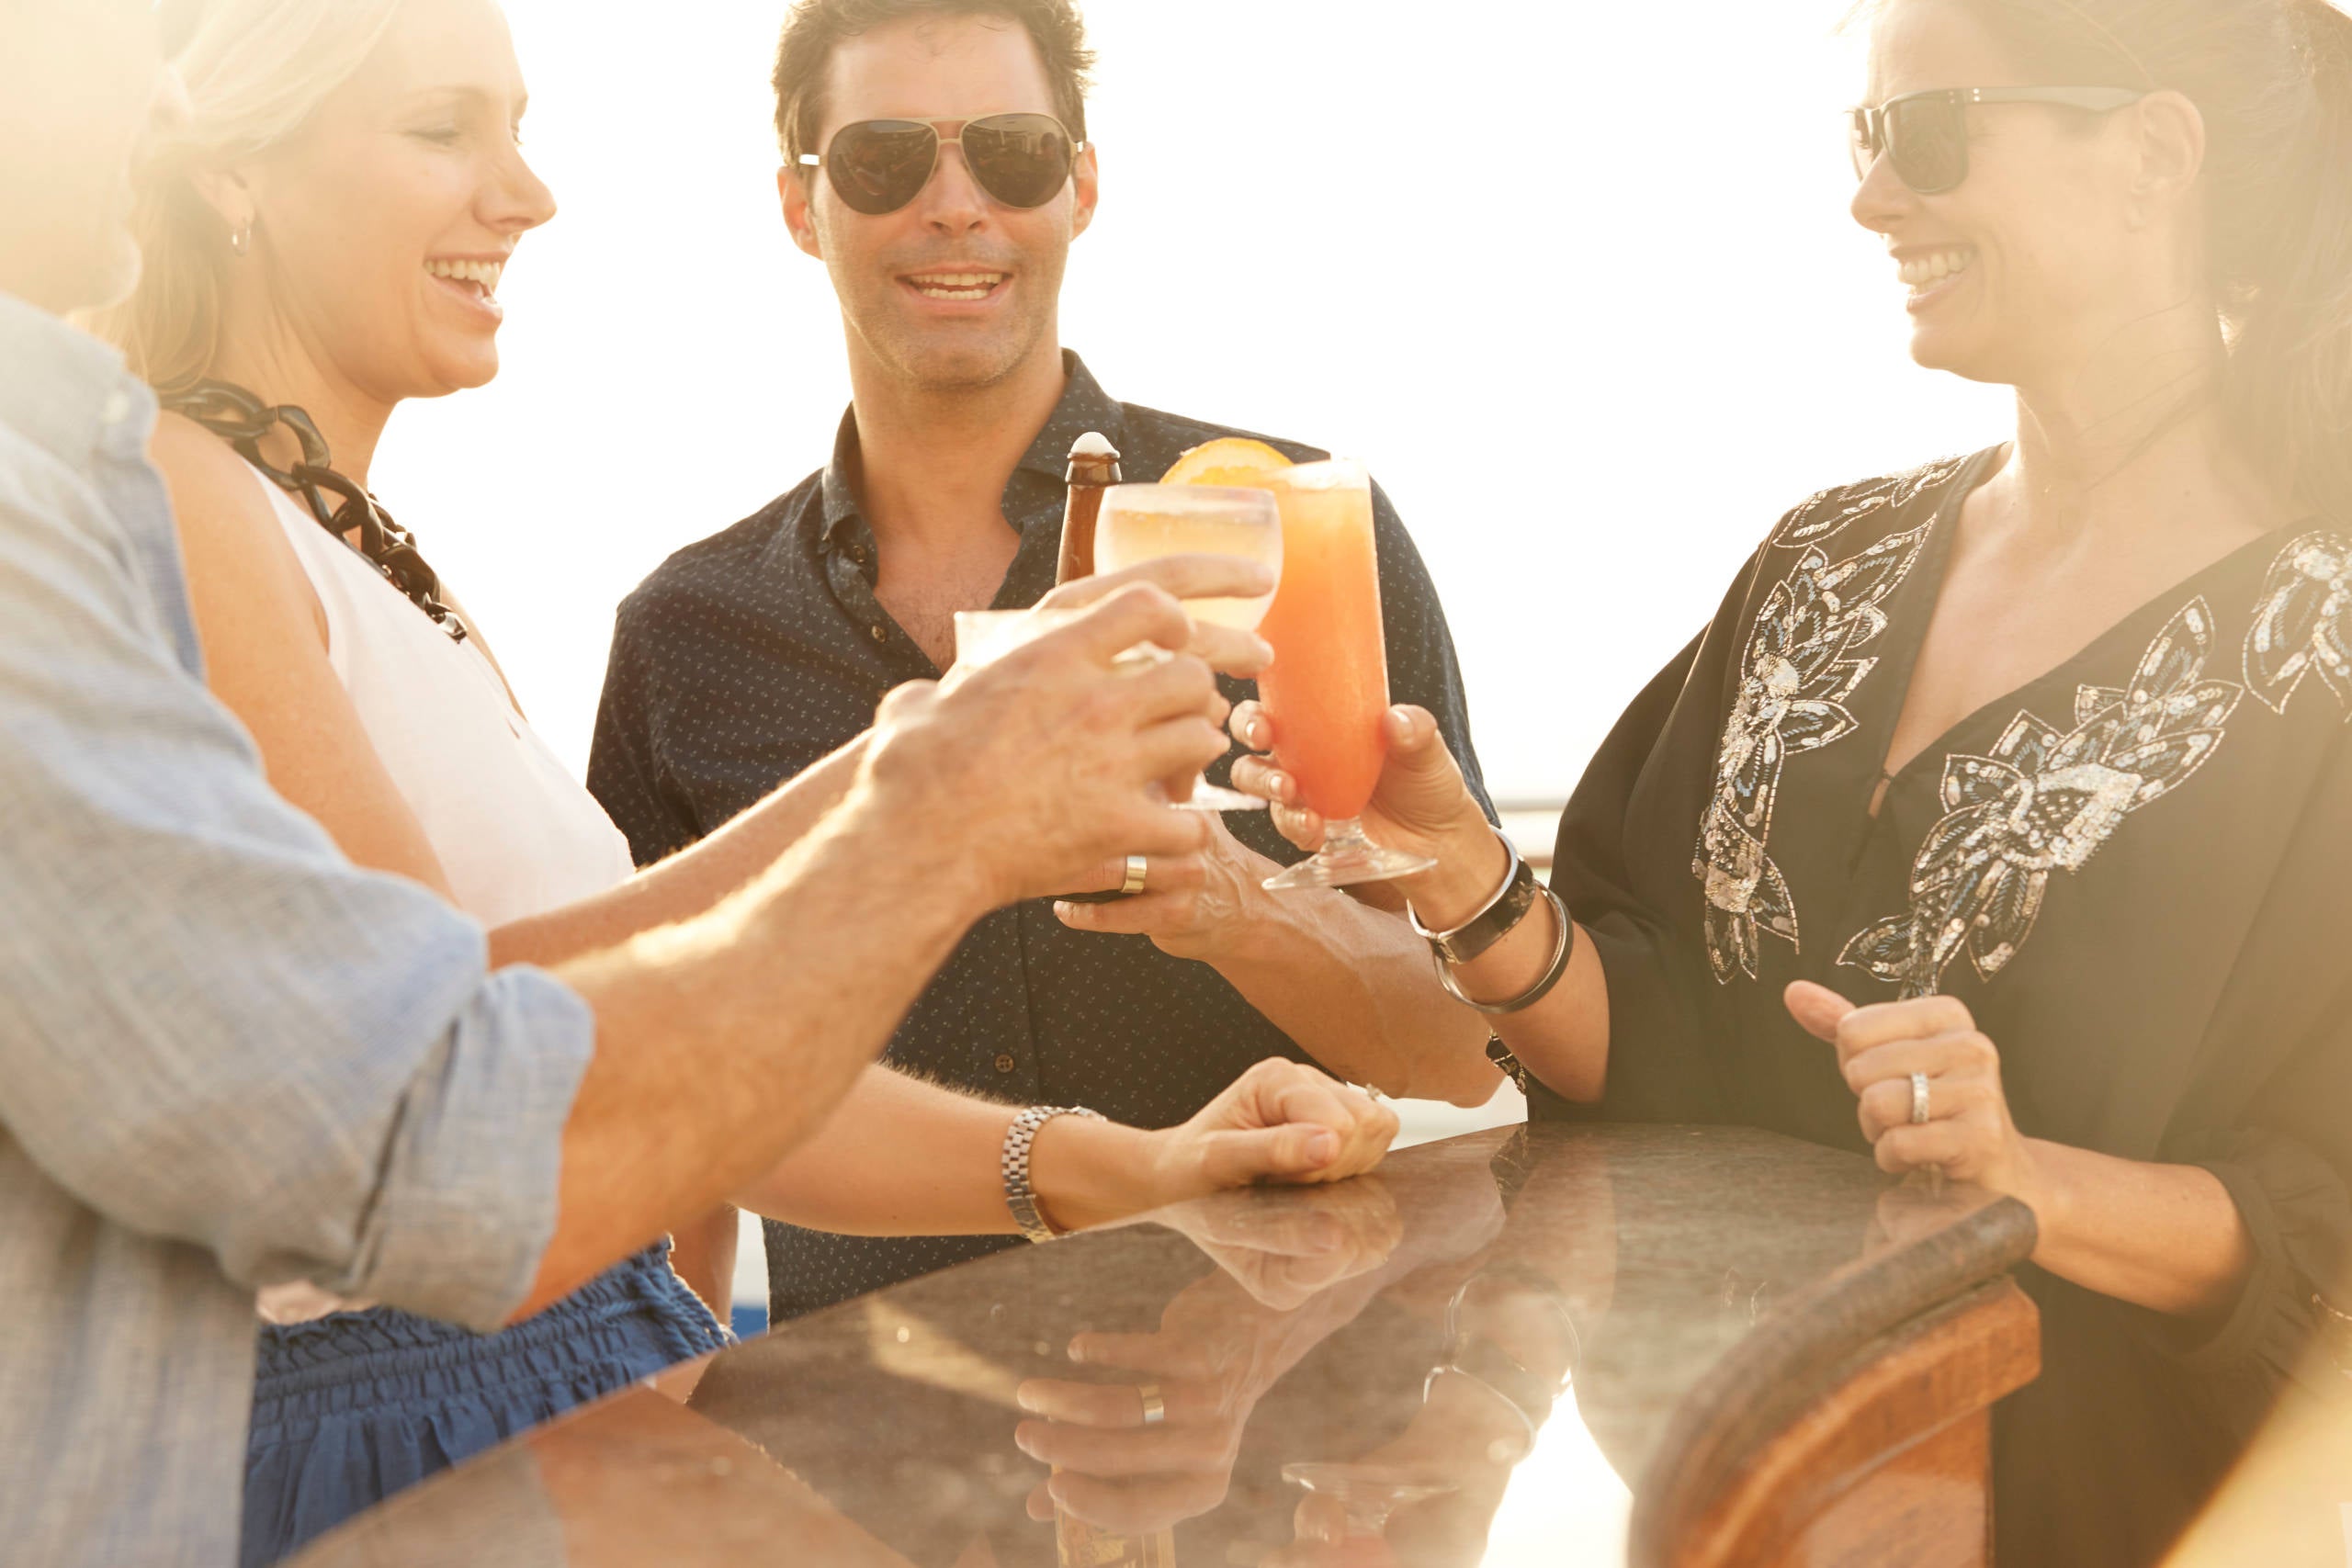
[1036,1061,1399,1235]
[1785,982,2047,1209]
[1791,979,2258,1321]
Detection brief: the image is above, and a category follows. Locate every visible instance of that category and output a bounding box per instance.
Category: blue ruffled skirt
[241,1241,728,1567]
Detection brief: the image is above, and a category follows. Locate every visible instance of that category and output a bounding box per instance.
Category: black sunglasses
[1849,85,2145,194]
[797,113,1082,216]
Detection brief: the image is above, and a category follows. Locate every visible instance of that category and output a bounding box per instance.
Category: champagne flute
[1093,483,1283,812]
[1254,459,1439,888]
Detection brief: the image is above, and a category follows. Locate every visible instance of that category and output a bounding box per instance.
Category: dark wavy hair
[771,0,1094,164]
[1943,0,2352,520]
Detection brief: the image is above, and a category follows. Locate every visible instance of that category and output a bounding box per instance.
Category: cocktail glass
[1254,459,1439,888]
[1094,482,1283,813]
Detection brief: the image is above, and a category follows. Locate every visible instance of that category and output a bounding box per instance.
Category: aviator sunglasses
[799,113,1083,216]
[1849,85,2145,194]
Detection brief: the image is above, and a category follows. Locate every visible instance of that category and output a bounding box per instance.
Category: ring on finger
[1136,1382,1166,1427]
[1909,1071,1931,1126]
[1121,855,1148,897]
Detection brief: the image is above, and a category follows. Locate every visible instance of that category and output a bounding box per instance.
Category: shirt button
[994,1054,1017,1074]
[868,624,886,644]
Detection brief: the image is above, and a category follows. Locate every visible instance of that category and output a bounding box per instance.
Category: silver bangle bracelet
[1002,1105,1104,1244]
[1406,833,1521,946]
[1432,883,1574,1016]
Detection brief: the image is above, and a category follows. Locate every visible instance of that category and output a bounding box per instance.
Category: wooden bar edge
[1631,1194,2041,1568]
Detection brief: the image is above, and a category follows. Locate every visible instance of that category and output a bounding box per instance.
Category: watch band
[1408,837,1540,966]
[1002,1105,1104,1244]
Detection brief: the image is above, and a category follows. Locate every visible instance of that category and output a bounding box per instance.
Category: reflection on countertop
[295,1124,2041,1568]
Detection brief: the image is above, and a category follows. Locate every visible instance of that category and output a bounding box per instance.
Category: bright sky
[377,0,2012,805]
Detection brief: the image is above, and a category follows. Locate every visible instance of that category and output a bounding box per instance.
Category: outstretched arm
[736,1058,1398,1238]
[519,586,1240,1315]
[1052,821,1504,1105]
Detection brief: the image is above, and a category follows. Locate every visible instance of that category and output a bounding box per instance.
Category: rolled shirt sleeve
[0,479,592,1332]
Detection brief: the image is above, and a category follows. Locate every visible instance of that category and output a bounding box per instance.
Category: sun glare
[379,0,2008,802]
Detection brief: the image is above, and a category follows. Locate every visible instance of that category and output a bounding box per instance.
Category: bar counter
[294,1124,2040,1567]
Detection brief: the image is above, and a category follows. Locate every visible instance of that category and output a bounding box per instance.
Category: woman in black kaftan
[1226,0,2352,1561]
[1548,446,2352,1563]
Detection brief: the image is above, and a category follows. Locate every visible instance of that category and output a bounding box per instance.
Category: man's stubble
[828,227,1071,400]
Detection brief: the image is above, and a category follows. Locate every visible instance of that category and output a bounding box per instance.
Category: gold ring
[1137,1382,1166,1426]
[1120,855,1148,897]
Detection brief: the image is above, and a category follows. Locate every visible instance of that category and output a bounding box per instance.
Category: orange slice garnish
[1160,436,1295,489]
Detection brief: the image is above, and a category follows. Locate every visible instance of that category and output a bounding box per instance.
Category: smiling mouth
[1896,245,1976,299]
[900,270,1009,302]
[424,257,505,306]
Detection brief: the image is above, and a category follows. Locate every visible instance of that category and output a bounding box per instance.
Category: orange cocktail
[1253,459,1437,890]
[1256,459,1387,819]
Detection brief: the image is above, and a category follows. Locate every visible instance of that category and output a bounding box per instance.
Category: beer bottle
[1055,432,1122,584]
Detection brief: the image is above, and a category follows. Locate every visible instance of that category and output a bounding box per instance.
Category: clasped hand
[1146,1060,1402,1212]
[1785,980,2044,1208]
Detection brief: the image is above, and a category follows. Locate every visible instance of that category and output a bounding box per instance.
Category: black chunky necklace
[160,378,468,641]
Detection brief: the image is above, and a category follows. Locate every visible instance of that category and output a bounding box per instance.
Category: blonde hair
[93,0,403,390]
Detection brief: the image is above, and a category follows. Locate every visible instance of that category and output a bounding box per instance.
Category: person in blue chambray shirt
[0,6,1398,1564]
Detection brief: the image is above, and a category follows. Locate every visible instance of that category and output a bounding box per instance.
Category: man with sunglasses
[591,0,1503,1325]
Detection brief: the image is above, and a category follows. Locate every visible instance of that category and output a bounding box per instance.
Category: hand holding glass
[1255,459,1438,888]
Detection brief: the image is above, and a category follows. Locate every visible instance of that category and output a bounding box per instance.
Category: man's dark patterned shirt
[588,353,1490,1321]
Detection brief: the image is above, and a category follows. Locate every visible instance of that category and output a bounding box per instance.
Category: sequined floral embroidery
[1695,518,1939,982]
[1771,455,1972,551]
[1839,599,2243,998]
[2244,530,2352,719]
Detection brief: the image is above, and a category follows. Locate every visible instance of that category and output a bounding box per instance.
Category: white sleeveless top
[246,467,632,925]
[249,466,633,1324]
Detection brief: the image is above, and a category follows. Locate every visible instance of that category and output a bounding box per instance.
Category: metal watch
[1002,1105,1104,1244]
[1408,836,1541,966]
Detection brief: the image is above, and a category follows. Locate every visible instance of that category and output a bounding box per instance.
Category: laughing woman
[101,2,1395,1562]
[1236,0,2352,1562]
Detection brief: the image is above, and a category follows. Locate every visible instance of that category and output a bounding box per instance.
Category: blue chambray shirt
[0,292,596,1566]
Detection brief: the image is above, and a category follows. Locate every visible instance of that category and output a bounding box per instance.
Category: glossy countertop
[295,1124,2037,1568]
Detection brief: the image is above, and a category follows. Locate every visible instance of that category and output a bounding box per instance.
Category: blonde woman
[108,2,1397,1562]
